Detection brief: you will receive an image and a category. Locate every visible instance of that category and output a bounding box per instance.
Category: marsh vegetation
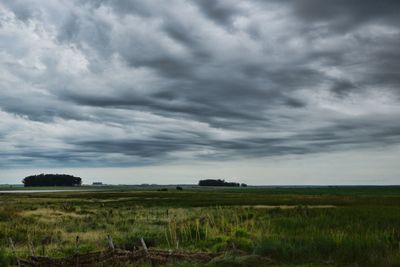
[0,187,399,266]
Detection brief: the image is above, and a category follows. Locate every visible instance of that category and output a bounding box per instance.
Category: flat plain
[0,186,400,266]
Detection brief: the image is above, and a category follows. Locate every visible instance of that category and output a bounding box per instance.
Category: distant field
[0,186,399,266]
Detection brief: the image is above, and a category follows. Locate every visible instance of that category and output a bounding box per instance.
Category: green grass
[0,187,399,266]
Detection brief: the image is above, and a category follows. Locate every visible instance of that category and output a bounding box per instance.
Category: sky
[0,0,400,185]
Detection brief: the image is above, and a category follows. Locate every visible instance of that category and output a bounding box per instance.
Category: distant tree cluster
[198,179,246,187]
[22,174,82,187]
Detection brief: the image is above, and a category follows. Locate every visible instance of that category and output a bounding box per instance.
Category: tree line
[22,174,82,187]
[198,179,247,187]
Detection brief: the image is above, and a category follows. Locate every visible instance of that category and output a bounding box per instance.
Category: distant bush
[157,188,168,191]
[198,179,240,187]
[176,186,183,191]
[22,174,82,187]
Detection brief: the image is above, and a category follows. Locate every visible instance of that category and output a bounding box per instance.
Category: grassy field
[0,186,400,266]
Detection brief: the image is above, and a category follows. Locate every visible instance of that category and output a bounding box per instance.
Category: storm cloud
[1,0,400,175]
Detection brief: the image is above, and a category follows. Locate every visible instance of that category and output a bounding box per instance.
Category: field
[0,186,400,266]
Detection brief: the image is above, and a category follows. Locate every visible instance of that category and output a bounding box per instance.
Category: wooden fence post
[28,241,36,257]
[140,238,153,267]
[75,235,80,254]
[9,238,21,267]
[107,235,115,250]
[140,238,148,254]
[74,235,80,267]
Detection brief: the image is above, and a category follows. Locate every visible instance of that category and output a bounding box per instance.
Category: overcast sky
[1,0,399,185]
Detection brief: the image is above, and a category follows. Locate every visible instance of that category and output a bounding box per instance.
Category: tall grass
[0,188,399,266]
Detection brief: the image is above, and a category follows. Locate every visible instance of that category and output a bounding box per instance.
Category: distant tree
[157,188,168,191]
[176,186,183,191]
[198,179,240,187]
[241,183,248,187]
[22,174,82,187]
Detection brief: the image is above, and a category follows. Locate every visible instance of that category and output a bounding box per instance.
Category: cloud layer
[1,0,400,169]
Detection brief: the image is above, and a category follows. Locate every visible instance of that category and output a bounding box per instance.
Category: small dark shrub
[157,188,168,191]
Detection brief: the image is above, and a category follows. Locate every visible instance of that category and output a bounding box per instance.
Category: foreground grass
[0,187,399,266]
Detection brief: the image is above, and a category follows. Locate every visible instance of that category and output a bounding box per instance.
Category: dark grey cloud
[194,0,241,28]
[330,80,359,97]
[0,0,400,169]
[289,0,400,32]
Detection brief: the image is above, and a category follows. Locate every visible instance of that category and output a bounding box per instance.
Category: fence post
[28,241,36,257]
[140,238,153,267]
[107,235,115,250]
[140,237,148,254]
[9,238,21,267]
[75,235,80,254]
